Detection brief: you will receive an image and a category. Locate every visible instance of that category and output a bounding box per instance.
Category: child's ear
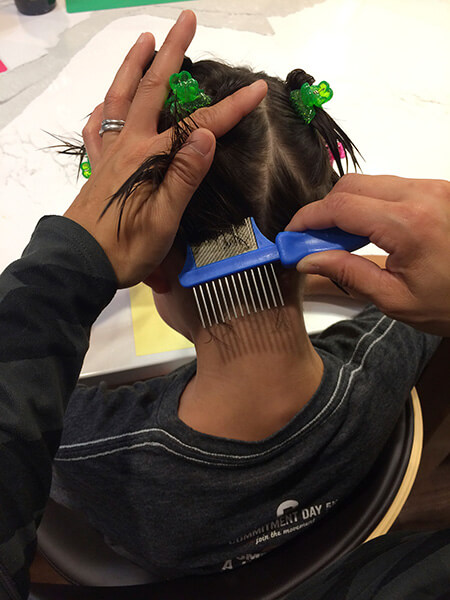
[143,266,171,294]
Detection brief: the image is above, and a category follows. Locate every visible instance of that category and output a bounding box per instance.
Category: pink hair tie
[327,141,345,165]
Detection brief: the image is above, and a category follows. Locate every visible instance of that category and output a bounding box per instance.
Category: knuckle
[81,126,91,145]
[397,199,429,231]
[82,106,102,140]
[427,179,450,201]
[132,139,149,157]
[335,261,356,291]
[326,190,352,214]
[333,173,362,192]
[104,90,126,112]
[171,153,197,189]
[141,69,166,92]
[82,123,97,144]
[158,36,184,61]
[191,106,214,130]
[131,145,152,168]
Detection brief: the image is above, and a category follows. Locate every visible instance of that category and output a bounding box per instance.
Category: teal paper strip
[66,0,190,13]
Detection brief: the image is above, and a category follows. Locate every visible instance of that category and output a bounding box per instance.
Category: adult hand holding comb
[64,10,268,288]
[287,174,450,335]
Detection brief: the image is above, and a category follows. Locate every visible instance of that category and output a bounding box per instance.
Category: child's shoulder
[63,361,197,445]
[310,304,441,369]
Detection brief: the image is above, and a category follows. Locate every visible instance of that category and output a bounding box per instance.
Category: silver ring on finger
[99,119,126,136]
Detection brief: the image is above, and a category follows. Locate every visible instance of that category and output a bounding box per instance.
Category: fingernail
[137,33,146,44]
[188,130,213,157]
[296,257,321,274]
[249,80,267,93]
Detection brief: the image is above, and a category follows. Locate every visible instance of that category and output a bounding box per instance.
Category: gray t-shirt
[51,305,440,581]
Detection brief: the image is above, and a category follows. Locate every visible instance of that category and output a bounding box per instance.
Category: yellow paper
[129,284,193,356]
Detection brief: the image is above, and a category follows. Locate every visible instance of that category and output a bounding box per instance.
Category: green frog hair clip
[290,81,333,124]
[165,71,212,116]
[80,156,91,179]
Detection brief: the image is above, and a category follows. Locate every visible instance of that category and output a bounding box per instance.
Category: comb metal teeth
[193,265,285,327]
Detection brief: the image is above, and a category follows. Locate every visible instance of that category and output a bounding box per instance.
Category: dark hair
[55,57,360,244]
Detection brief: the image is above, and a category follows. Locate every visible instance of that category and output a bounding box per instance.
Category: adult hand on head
[286,174,450,336]
[64,10,267,288]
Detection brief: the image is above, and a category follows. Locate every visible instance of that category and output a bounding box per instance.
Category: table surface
[1,0,448,383]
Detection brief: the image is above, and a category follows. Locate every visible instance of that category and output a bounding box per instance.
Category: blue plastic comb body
[179,218,369,288]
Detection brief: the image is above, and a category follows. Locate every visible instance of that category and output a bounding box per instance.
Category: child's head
[159,58,358,246]
[112,57,359,336]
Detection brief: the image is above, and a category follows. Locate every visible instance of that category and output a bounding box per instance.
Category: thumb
[158,128,215,219]
[297,250,395,305]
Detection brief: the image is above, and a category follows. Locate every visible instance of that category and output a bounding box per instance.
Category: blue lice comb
[179,217,369,328]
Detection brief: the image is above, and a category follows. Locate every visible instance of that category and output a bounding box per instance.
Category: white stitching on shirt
[316,319,396,424]
[55,441,235,467]
[57,315,392,464]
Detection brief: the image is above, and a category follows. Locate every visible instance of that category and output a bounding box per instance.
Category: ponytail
[285,68,361,176]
